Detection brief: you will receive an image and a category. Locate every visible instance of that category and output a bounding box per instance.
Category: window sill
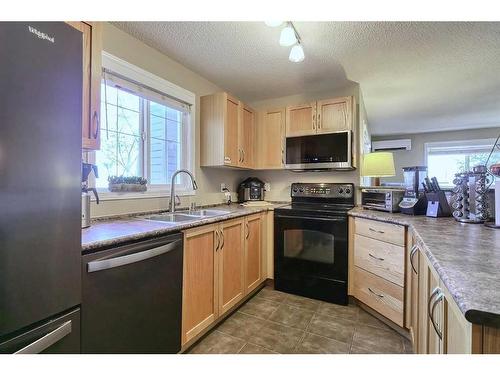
[92,189,196,202]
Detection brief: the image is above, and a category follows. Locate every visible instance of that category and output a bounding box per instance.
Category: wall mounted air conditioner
[372,139,412,151]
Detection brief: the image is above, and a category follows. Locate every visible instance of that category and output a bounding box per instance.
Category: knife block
[425,191,451,217]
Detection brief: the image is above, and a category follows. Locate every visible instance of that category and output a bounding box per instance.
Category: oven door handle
[274,214,347,222]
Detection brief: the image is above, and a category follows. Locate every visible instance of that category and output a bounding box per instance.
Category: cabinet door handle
[92,110,100,139]
[368,253,384,261]
[215,230,220,251]
[410,244,418,274]
[369,227,385,234]
[317,113,321,129]
[245,223,249,239]
[312,114,316,129]
[220,230,225,249]
[429,288,444,340]
[242,149,245,163]
[368,287,384,298]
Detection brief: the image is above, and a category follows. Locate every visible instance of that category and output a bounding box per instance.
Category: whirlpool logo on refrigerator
[27,25,55,43]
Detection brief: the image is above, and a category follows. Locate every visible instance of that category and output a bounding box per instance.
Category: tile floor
[187,286,413,354]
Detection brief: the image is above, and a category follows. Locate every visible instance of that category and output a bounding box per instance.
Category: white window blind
[103,68,191,114]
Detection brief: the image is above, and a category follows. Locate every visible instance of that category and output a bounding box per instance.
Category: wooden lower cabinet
[181,224,219,346]
[415,237,477,354]
[244,214,263,293]
[405,236,420,350]
[181,214,266,348]
[218,218,245,315]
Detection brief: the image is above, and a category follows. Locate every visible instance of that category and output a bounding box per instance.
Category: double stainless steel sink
[144,209,230,224]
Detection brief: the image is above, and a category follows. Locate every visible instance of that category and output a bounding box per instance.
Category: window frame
[424,138,497,188]
[86,52,196,201]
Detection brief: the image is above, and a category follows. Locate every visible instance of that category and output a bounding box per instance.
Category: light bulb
[279,25,297,47]
[289,44,305,62]
[265,21,283,27]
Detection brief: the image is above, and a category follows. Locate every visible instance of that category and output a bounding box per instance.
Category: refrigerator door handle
[15,321,72,354]
[87,239,182,273]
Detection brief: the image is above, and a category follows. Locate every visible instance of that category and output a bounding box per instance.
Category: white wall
[90,23,246,218]
[372,127,499,184]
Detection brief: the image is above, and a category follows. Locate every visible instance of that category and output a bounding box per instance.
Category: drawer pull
[368,253,385,261]
[369,227,385,234]
[368,287,384,298]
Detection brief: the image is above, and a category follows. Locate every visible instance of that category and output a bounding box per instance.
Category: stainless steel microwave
[285,130,354,171]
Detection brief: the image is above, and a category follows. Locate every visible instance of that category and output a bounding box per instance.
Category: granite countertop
[82,203,286,253]
[348,207,500,327]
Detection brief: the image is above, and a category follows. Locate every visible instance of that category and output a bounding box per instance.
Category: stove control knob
[292,187,298,193]
[345,188,351,194]
[299,187,304,193]
[338,188,344,194]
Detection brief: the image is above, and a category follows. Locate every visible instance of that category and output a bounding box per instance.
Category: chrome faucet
[169,169,198,213]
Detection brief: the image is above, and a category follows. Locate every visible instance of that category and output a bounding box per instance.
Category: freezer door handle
[15,321,72,354]
[87,239,182,273]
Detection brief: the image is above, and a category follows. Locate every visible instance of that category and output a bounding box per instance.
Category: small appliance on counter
[361,188,404,213]
[451,165,491,224]
[399,166,428,215]
[237,177,265,203]
[82,162,100,228]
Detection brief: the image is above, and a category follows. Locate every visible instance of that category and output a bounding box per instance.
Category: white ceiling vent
[372,139,412,151]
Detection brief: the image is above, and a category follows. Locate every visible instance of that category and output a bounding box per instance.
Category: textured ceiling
[112,22,500,135]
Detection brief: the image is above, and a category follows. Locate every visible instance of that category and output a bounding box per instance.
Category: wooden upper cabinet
[218,218,245,315]
[256,108,285,169]
[181,224,219,346]
[225,96,240,167]
[285,96,355,137]
[240,105,256,168]
[200,92,255,168]
[66,21,102,150]
[316,96,353,134]
[244,214,262,294]
[285,103,316,137]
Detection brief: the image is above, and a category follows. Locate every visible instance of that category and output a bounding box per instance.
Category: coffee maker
[82,162,99,228]
[399,166,428,215]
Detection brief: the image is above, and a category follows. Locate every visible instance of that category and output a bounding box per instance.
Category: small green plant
[108,176,148,185]
[108,176,148,192]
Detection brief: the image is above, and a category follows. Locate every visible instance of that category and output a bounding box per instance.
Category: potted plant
[108,176,148,193]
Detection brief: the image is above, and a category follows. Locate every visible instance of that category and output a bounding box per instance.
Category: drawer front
[355,217,405,246]
[353,266,404,327]
[354,234,404,286]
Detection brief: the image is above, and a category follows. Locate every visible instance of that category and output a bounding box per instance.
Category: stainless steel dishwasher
[81,232,183,353]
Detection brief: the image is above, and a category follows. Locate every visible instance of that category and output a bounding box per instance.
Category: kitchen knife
[431,177,441,191]
[425,177,434,192]
[422,182,429,192]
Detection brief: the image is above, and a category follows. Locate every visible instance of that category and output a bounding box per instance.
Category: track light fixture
[265,21,305,63]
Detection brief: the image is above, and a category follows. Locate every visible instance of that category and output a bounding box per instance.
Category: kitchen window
[425,139,500,187]
[90,53,196,197]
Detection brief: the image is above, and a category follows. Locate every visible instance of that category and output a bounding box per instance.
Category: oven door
[274,211,348,304]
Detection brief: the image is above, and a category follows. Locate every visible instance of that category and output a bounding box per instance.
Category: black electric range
[274,183,355,305]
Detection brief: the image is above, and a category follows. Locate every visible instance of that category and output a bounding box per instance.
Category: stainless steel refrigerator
[0,22,82,353]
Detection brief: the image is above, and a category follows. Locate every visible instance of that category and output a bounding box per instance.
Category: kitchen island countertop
[348,207,500,328]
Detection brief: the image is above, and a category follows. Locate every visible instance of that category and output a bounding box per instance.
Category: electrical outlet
[264,183,271,191]
[220,183,227,192]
